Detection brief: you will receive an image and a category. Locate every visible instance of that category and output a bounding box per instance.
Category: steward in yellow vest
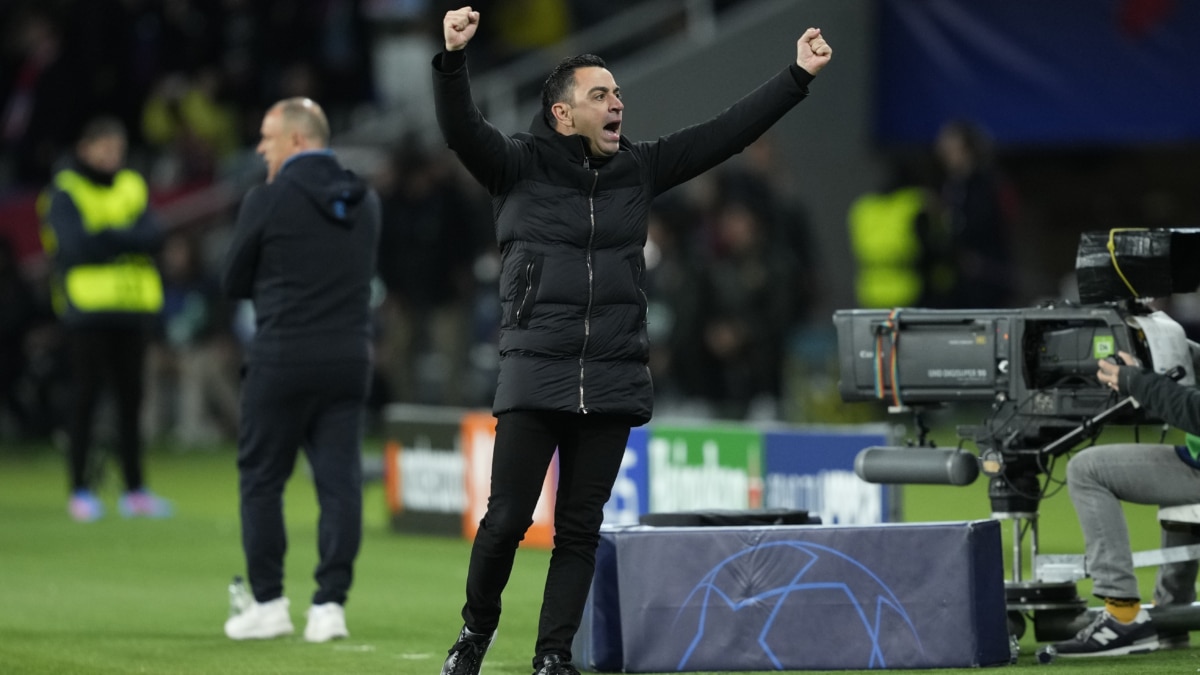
[38,116,171,522]
[848,186,953,309]
[39,158,164,325]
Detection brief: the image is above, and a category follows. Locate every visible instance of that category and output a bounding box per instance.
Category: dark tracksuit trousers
[462,410,631,663]
[237,359,370,606]
[67,325,149,492]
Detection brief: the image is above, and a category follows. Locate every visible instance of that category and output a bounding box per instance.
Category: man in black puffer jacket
[221,98,380,644]
[433,8,832,675]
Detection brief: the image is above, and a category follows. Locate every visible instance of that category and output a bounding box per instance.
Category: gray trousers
[1067,443,1200,601]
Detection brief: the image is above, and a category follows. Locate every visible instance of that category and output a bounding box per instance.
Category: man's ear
[551,102,573,128]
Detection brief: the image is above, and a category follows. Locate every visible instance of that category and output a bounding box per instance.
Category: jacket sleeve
[432,50,526,194]
[1124,368,1200,436]
[45,190,119,266]
[221,187,269,299]
[98,207,165,255]
[642,64,813,195]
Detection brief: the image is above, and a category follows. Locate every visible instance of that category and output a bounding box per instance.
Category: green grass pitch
[2,426,1199,674]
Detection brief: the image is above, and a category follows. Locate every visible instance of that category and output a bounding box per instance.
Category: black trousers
[236,359,369,606]
[462,410,631,662]
[66,324,148,492]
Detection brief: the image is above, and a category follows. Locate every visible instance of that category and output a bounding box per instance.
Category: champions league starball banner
[575,521,1010,672]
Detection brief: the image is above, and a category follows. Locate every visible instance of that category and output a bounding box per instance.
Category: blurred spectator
[0,236,40,438]
[642,207,711,413]
[847,160,952,309]
[143,231,240,447]
[15,314,69,441]
[141,68,240,187]
[214,0,265,140]
[713,135,822,322]
[0,8,81,187]
[313,0,376,110]
[935,119,1019,308]
[491,0,572,62]
[373,137,489,406]
[699,201,799,420]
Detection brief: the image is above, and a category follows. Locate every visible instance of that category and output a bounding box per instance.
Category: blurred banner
[384,404,894,547]
[876,0,1200,145]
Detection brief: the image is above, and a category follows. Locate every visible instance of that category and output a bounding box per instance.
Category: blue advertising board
[763,426,895,524]
[601,426,649,527]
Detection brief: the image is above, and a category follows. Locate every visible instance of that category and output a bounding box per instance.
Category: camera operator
[1042,349,1200,658]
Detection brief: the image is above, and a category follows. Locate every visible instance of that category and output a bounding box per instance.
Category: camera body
[834,302,1147,428]
[833,301,1193,508]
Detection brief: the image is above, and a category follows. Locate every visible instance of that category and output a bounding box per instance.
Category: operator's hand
[1097,350,1139,393]
[797,27,832,76]
[444,7,480,52]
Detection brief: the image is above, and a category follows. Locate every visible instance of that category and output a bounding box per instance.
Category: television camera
[833,298,1198,641]
[834,300,1193,495]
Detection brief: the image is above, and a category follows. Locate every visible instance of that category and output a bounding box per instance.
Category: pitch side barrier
[382,404,900,544]
[383,405,1014,669]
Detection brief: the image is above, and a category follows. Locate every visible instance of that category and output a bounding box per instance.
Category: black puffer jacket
[433,50,814,424]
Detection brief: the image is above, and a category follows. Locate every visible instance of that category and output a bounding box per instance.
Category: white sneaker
[224,597,294,640]
[304,602,349,643]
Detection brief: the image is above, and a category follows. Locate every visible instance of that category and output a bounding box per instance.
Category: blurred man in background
[221,97,380,644]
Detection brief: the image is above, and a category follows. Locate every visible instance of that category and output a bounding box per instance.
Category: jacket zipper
[579,168,599,413]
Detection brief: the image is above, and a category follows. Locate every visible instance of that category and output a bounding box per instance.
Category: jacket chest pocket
[629,256,648,325]
[506,255,544,328]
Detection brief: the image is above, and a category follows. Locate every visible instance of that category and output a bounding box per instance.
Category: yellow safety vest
[39,169,163,316]
[848,187,927,309]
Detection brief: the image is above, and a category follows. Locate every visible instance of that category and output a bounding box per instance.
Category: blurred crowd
[0,0,1024,447]
[1,0,753,191]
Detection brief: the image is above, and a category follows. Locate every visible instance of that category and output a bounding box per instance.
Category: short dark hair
[541,54,607,126]
[78,116,127,144]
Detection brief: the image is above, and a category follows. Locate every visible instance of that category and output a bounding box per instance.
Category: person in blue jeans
[1041,349,1200,659]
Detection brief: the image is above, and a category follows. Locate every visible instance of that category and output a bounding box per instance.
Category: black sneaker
[1044,609,1159,658]
[532,654,580,675]
[441,626,496,675]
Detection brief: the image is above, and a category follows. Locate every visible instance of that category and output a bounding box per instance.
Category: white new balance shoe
[224,597,294,640]
[304,602,349,643]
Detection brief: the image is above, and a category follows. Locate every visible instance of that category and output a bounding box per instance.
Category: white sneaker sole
[304,626,349,643]
[224,617,295,640]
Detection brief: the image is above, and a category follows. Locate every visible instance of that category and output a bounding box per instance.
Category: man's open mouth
[603,121,621,140]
